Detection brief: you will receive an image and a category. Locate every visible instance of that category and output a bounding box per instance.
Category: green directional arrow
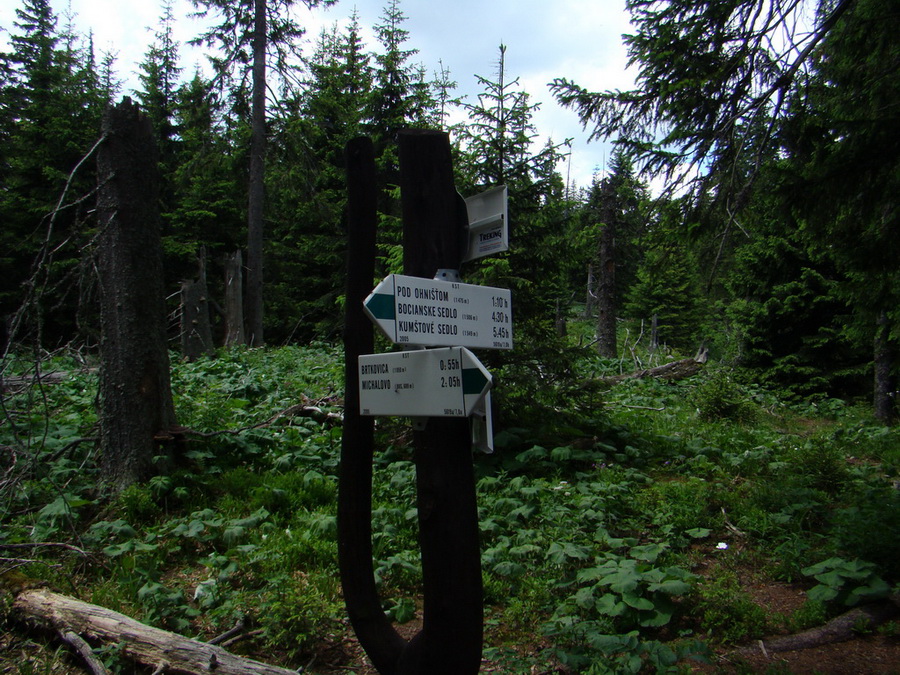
[462,367,489,395]
[365,293,395,320]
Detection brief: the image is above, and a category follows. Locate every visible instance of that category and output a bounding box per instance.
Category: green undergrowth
[2,340,899,673]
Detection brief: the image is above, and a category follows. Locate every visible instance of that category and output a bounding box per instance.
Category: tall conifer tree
[457,45,571,389]
[365,0,434,271]
[783,0,900,421]
[190,0,335,345]
[0,0,105,343]
[264,14,373,340]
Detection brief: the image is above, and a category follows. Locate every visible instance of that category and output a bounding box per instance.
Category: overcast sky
[0,0,639,191]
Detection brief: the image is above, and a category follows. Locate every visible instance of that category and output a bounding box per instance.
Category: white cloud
[1,0,639,190]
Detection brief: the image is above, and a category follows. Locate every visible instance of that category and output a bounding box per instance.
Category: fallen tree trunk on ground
[592,355,706,386]
[12,586,299,675]
[1,371,85,393]
[730,599,899,659]
[178,398,344,440]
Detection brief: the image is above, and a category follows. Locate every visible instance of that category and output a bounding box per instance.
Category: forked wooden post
[339,136,406,674]
[396,129,483,675]
[338,132,483,675]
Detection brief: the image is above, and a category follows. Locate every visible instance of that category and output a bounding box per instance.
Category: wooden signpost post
[339,130,511,675]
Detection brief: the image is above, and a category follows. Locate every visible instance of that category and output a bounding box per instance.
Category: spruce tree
[0,0,105,344]
[365,0,435,273]
[623,213,707,354]
[366,0,432,167]
[456,45,574,418]
[135,0,181,166]
[190,0,336,345]
[783,0,900,420]
[265,14,373,341]
[136,0,183,268]
[551,0,856,203]
[166,73,244,287]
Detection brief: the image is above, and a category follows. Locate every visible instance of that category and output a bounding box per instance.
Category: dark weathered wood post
[96,97,177,491]
[339,131,483,675]
[395,129,483,675]
[339,137,406,674]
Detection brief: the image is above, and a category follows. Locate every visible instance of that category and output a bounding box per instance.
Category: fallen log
[12,586,300,675]
[178,400,343,440]
[591,356,706,386]
[729,599,899,659]
[1,371,72,393]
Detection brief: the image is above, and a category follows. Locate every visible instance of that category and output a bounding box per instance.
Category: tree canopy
[0,0,896,421]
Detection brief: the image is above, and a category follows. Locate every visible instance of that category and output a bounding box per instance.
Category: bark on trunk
[96,98,177,492]
[245,0,267,347]
[12,587,298,675]
[224,249,246,347]
[874,310,896,425]
[596,179,617,358]
[180,251,213,360]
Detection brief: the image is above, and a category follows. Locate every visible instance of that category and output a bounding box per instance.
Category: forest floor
[318,580,900,674]
[4,346,899,675]
[5,567,899,674]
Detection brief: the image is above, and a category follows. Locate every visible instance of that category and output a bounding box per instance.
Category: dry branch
[13,587,300,675]
[59,629,111,675]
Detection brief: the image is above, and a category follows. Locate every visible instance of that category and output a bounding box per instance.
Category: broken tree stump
[96,97,178,491]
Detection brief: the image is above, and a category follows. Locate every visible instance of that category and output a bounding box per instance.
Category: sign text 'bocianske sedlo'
[363,274,512,350]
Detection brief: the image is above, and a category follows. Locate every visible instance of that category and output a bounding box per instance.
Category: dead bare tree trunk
[96,98,177,492]
[584,264,595,318]
[596,178,617,358]
[181,250,214,361]
[874,310,897,425]
[731,599,899,658]
[224,249,246,347]
[555,299,567,337]
[592,355,706,386]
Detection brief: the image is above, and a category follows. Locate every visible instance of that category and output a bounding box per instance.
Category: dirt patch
[744,578,809,617]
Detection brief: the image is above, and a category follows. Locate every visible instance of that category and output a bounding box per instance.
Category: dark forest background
[1,0,897,420]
